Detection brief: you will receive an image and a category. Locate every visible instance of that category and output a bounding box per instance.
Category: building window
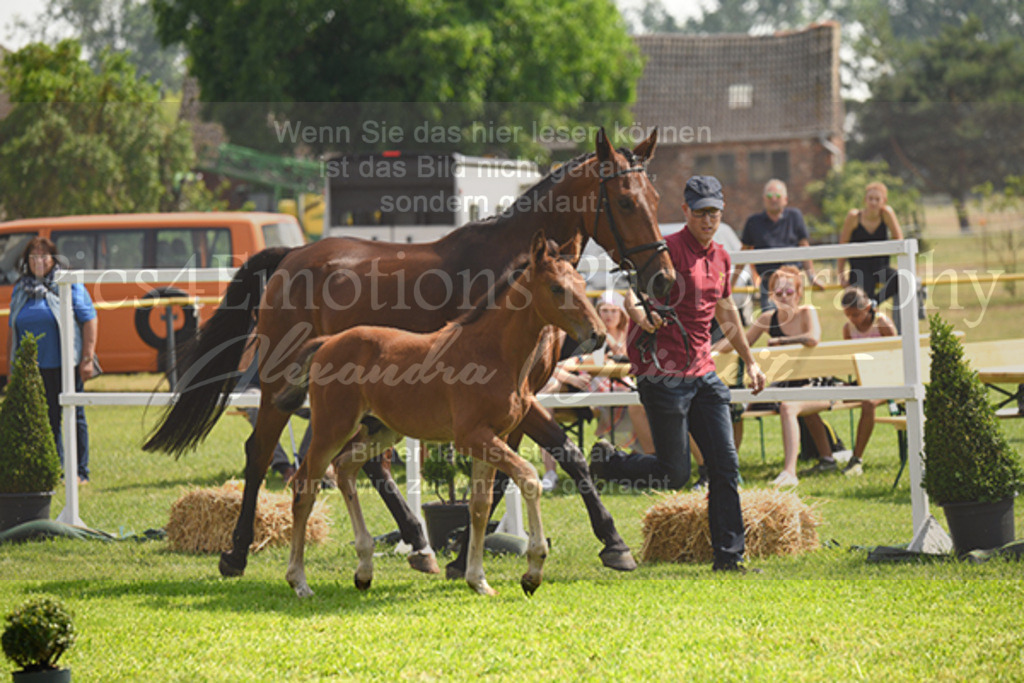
[694,153,736,184]
[771,151,790,183]
[748,152,770,184]
[728,84,753,109]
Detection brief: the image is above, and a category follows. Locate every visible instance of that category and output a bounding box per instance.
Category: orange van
[1,212,305,384]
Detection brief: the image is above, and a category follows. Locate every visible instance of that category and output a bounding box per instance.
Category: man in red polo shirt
[592,175,766,572]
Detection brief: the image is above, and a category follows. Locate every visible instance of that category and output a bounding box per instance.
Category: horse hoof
[470,580,497,597]
[445,561,466,581]
[520,574,540,597]
[599,546,638,572]
[293,584,314,599]
[219,552,246,577]
[407,550,440,575]
[354,574,372,591]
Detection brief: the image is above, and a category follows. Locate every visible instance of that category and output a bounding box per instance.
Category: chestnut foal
[275,232,605,597]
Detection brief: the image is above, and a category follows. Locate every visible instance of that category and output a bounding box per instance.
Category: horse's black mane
[472,146,641,227]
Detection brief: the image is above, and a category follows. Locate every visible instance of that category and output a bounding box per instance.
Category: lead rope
[628,270,693,375]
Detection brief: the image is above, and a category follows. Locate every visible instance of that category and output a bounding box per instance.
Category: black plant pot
[0,491,54,533]
[941,496,1016,555]
[12,667,71,682]
[421,502,469,553]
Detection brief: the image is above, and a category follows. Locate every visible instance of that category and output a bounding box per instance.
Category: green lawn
[2,400,1023,681]
[3,225,1024,680]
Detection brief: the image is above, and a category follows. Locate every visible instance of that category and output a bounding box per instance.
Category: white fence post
[56,275,82,526]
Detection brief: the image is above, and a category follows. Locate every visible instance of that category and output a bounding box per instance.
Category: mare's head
[586,128,675,299]
[525,231,606,352]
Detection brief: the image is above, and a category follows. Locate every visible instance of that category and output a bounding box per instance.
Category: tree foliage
[152,0,643,156]
[0,40,215,219]
[804,160,922,239]
[10,0,185,90]
[851,18,1024,226]
[923,314,1023,505]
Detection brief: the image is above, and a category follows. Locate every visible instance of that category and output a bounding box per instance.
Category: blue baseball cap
[684,175,725,210]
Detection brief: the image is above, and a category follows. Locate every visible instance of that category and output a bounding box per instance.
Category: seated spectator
[716,266,835,487]
[840,287,898,476]
[542,292,655,491]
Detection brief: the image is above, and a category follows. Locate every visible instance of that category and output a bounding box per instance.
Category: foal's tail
[143,247,293,457]
[272,338,327,414]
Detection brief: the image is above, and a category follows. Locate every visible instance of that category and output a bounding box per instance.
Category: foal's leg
[221,401,291,578]
[460,433,548,596]
[521,401,636,572]
[286,420,360,598]
[465,457,497,596]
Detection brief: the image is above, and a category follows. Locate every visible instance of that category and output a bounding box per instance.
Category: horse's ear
[558,232,584,263]
[530,230,549,266]
[595,127,614,164]
[633,128,658,163]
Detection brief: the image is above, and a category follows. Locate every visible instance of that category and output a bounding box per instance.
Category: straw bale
[166,480,331,554]
[640,488,821,564]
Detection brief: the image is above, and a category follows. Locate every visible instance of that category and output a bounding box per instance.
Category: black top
[848,211,891,291]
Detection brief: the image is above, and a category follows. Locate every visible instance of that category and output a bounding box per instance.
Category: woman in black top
[837,182,905,330]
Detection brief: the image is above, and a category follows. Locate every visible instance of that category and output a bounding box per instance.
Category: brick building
[633,23,844,230]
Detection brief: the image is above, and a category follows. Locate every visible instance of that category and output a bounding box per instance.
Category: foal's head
[525,231,606,351]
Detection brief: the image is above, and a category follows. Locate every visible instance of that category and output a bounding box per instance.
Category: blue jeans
[606,372,745,564]
[41,367,89,480]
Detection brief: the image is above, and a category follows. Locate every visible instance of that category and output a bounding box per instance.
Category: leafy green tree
[10,0,185,89]
[0,40,216,219]
[151,0,642,156]
[804,160,922,239]
[851,18,1024,229]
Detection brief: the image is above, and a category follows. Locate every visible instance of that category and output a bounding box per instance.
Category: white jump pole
[56,276,83,526]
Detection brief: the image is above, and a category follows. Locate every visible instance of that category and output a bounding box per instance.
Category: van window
[0,231,35,285]
[262,221,305,248]
[99,230,146,269]
[155,229,196,268]
[54,232,97,269]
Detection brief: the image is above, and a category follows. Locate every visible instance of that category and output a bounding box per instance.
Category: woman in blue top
[8,237,98,483]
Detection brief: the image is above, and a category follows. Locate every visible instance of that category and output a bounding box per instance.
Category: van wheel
[134,286,199,353]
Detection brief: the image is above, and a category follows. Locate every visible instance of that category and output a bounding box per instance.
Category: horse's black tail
[143,247,293,457]
[272,338,327,414]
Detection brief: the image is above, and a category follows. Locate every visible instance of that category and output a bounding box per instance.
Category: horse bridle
[589,163,691,374]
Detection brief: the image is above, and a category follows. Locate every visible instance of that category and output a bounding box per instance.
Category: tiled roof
[634,23,843,144]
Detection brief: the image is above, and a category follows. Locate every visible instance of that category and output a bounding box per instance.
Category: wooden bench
[853,337,1024,487]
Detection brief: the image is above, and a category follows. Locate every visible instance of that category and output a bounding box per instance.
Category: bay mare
[144,129,674,578]
[278,232,605,597]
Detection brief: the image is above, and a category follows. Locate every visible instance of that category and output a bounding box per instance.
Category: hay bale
[640,488,821,564]
[166,480,330,554]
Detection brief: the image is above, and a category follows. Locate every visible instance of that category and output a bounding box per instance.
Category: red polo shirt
[627,226,732,378]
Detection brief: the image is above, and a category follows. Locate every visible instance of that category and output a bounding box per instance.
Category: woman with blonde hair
[837,181,905,331]
[717,266,835,486]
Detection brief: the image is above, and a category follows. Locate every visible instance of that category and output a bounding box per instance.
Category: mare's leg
[220,401,291,577]
[362,452,438,574]
[465,458,497,596]
[459,433,548,596]
[342,420,438,573]
[521,400,636,572]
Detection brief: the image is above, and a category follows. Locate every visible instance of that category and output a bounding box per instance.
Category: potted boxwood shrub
[2,597,75,682]
[420,443,472,552]
[923,314,1024,554]
[0,335,63,532]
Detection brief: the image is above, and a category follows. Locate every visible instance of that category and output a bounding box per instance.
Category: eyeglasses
[773,287,795,296]
[691,208,721,219]
[765,193,784,199]
[29,254,52,262]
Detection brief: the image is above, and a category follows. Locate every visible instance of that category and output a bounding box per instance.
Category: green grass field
[3,223,1024,680]
[2,396,1023,681]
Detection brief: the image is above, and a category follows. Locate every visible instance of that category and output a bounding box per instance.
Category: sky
[0,0,704,51]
